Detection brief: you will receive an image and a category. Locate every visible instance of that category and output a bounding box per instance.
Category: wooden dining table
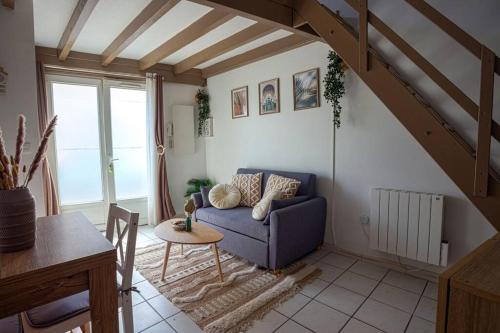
[0,212,118,332]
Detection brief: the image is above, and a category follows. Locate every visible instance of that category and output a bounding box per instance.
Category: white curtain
[146,74,158,225]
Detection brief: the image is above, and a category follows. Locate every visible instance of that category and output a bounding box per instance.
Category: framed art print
[231,86,249,118]
[293,68,320,110]
[259,78,280,115]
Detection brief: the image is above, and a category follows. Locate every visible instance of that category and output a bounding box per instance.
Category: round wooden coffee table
[154,218,225,282]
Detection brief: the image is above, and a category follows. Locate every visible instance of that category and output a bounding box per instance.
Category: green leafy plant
[185,178,214,198]
[195,89,210,136]
[323,51,346,128]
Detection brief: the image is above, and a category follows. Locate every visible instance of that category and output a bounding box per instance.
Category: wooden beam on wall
[101,0,180,66]
[2,0,14,9]
[202,34,312,78]
[474,46,495,197]
[36,46,206,86]
[57,0,99,61]
[139,10,234,70]
[174,24,277,75]
[358,0,368,72]
[188,0,321,40]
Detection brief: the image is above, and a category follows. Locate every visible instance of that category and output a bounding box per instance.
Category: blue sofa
[192,168,327,269]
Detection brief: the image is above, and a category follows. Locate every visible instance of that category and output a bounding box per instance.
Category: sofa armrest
[269,197,327,269]
[191,192,203,209]
[263,196,309,225]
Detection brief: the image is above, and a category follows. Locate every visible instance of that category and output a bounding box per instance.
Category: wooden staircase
[293,0,500,231]
[291,1,500,331]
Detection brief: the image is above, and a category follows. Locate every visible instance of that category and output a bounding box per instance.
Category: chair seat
[25,291,89,328]
[0,315,22,333]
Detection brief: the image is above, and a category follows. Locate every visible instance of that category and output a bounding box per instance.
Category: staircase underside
[293,0,500,231]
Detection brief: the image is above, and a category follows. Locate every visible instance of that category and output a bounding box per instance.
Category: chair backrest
[105,203,139,291]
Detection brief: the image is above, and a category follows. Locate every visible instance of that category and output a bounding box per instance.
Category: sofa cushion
[231,173,262,207]
[209,184,241,209]
[0,315,22,333]
[200,186,212,208]
[252,189,281,221]
[263,174,301,199]
[195,207,269,242]
[237,168,316,197]
[26,291,89,328]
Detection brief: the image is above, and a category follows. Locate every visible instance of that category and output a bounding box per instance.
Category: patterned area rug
[135,243,320,333]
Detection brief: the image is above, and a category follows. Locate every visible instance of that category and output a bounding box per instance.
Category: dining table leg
[212,243,224,282]
[161,241,172,280]
[89,260,118,332]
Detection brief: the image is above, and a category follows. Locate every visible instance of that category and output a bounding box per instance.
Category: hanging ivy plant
[323,51,346,128]
[195,88,210,136]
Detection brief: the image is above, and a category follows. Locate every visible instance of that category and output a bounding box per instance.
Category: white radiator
[369,188,448,266]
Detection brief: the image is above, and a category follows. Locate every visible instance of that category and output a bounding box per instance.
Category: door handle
[108,158,119,173]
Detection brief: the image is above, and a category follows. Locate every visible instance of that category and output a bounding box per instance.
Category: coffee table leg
[161,241,172,280]
[212,243,223,282]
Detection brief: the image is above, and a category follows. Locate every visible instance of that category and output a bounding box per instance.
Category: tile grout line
[272,249,336,333]
[403,280,428,332]
[341,267,392,332]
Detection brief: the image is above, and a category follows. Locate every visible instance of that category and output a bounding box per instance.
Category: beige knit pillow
[208,184,241,209]
[230,173,263,207]
[263,174,301,199]
[252,189,282,221]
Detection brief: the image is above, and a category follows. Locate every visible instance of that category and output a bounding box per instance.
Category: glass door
[47,75,149,228]
[105,81,149,225]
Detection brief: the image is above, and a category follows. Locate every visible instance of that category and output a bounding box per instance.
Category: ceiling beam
[101,0,180,66]
[202,34,313,77]
[188,0,321,40]
[139,10,235,70]
[36,46,206,86]
[174,23,278,75]
[2,0,14,9]
[57,0,99,61]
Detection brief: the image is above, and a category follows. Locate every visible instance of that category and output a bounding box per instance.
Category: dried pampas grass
[0,114,57,190]
[24,115,57,187]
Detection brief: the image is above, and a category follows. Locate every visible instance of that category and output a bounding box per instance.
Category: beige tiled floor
[125,225,437,333]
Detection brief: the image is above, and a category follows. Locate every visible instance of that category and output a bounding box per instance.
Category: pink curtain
[154,75,176,221]
[36,62,60,216]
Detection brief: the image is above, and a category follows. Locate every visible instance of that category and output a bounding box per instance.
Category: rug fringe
[204,265,320,333]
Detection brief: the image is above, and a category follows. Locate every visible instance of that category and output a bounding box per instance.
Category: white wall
[205,42,335,244]
[0,1,45,215]
[164,83,207,213]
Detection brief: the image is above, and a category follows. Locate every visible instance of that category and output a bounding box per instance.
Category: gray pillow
[200,186,212,208]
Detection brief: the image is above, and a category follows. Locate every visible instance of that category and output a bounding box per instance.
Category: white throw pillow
[209,184,242,209]
[252,189,282,220]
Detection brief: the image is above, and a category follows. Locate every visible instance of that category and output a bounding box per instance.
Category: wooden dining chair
[20,204,140,333]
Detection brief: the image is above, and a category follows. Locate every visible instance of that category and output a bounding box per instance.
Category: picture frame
[293,68,320,111]
[258,78,280,115]
[231,86,249,119]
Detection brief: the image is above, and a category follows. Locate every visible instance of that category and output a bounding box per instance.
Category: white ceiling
[32,0,292,68]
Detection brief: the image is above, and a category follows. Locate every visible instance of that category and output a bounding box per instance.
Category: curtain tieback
[156,144,166,156]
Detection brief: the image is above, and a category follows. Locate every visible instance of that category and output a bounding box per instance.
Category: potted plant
[324,51,346,128]
[184,178,214,198]
[195,89,210,136]
[0,115,57,253]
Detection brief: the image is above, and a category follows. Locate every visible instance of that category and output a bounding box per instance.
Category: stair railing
[342,0,497,197]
